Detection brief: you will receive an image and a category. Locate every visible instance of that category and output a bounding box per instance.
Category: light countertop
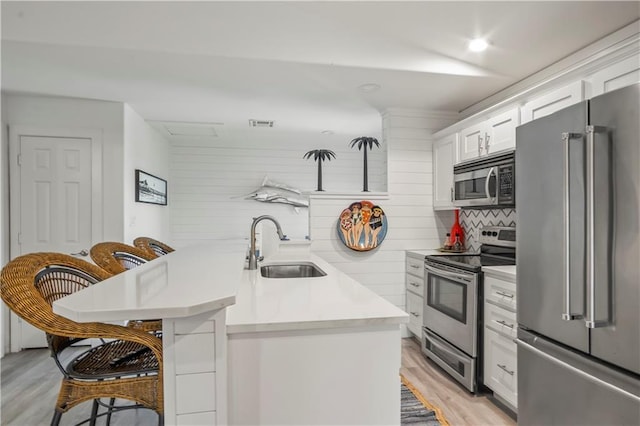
[227,244,409,334]
[406,249,442,257]
[482,265,517,282]
[53,242,245,323]
[53,240,409,334]
[406,249,473,257]
[407,249,516,281]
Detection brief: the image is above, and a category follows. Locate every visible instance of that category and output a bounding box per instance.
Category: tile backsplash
[459,208,516,252]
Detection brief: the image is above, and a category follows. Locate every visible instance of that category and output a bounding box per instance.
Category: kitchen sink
[260,262,326,279]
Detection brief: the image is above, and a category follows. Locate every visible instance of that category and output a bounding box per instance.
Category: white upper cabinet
[521,80,584,124]
[458,107,519,163]
[432,133,457,210]
[588,55,640,97]
[459,122,485,162]
[485,108,520,155]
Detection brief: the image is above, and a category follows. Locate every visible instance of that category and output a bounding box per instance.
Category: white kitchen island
[227,242,409,425]
[53,240,408,425]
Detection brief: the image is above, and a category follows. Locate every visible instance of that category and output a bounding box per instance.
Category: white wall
[0,95,171,354]
[123,105,170,245]
[1,95,9,356]
[0,94,126,356]
[168,127,385,248]
[3,94,126,241]
[309,110,456,317]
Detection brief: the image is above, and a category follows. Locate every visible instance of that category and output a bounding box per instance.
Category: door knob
[70,249,89,257]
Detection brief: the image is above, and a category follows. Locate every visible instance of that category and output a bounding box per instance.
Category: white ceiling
[2,1,639,135]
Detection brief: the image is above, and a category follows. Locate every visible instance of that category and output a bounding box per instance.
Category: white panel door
[20,136,92,255]
[9,127,102,351]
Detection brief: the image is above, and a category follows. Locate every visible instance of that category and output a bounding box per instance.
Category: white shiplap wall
[168,127,385,247]
[309,109,456,313]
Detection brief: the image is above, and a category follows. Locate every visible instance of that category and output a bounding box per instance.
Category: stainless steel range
[421,226,515,392]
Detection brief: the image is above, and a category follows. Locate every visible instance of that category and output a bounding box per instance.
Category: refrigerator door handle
[516,337,640,403]
[585,125,611,328]
[561,132,584,321]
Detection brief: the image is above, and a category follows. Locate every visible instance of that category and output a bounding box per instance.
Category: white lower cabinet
[163,309,228,426]
[406,291,423,337]
[483,273,517,412]
[176,412,217,426]
[405,252,425,338]
[484,328,518,407]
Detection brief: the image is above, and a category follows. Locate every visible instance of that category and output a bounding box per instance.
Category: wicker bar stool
[90,242,156,275]
[0,253,163,426]
[133,237,174,259]
[90,242,161,332]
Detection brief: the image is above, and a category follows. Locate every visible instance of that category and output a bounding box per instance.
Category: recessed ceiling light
[468,38,489,52]
[358,83,381,93]
[321,130,334,135]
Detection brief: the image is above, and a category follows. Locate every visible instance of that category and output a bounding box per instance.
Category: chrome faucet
[248,215,287,270]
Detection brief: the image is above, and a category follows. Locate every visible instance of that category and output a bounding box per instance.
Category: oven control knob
[481,231,487,236]
[492,231,498,237]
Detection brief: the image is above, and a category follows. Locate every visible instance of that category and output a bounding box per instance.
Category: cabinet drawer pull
[410,312,420,317]
[409,264,420,269]
[496,320,514,329]
[497,364,515,376]
[496,291,514,299]
[409,282,420,287]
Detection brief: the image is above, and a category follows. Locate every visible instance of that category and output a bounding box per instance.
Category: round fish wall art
[337,201,388,251]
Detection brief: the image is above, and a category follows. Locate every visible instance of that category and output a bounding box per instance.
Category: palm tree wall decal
[303,149,336,191]
[349,136,380,192]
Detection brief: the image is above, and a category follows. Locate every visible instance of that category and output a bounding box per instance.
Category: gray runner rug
[401,375,449,426]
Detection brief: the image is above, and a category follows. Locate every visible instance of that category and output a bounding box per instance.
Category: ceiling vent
[249,119,274,128]
[147,121,226,139]
[163,123,218,137]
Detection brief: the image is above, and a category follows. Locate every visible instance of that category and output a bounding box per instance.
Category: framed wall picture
[135,169,167,205]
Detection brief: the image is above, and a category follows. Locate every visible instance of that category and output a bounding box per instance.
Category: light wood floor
[2,338,515,425]
[401,337,516,426]
[1,346,158,425]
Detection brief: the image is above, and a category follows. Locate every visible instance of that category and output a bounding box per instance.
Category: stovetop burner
[426,253,515,272]
[426,226,516,272]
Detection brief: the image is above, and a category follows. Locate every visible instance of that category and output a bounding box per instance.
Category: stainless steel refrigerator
[516,83,640,425]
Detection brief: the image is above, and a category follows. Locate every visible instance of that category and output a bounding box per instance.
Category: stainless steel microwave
[453,151,515,208]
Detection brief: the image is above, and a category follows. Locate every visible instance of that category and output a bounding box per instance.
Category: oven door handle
[425,264,471,283]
